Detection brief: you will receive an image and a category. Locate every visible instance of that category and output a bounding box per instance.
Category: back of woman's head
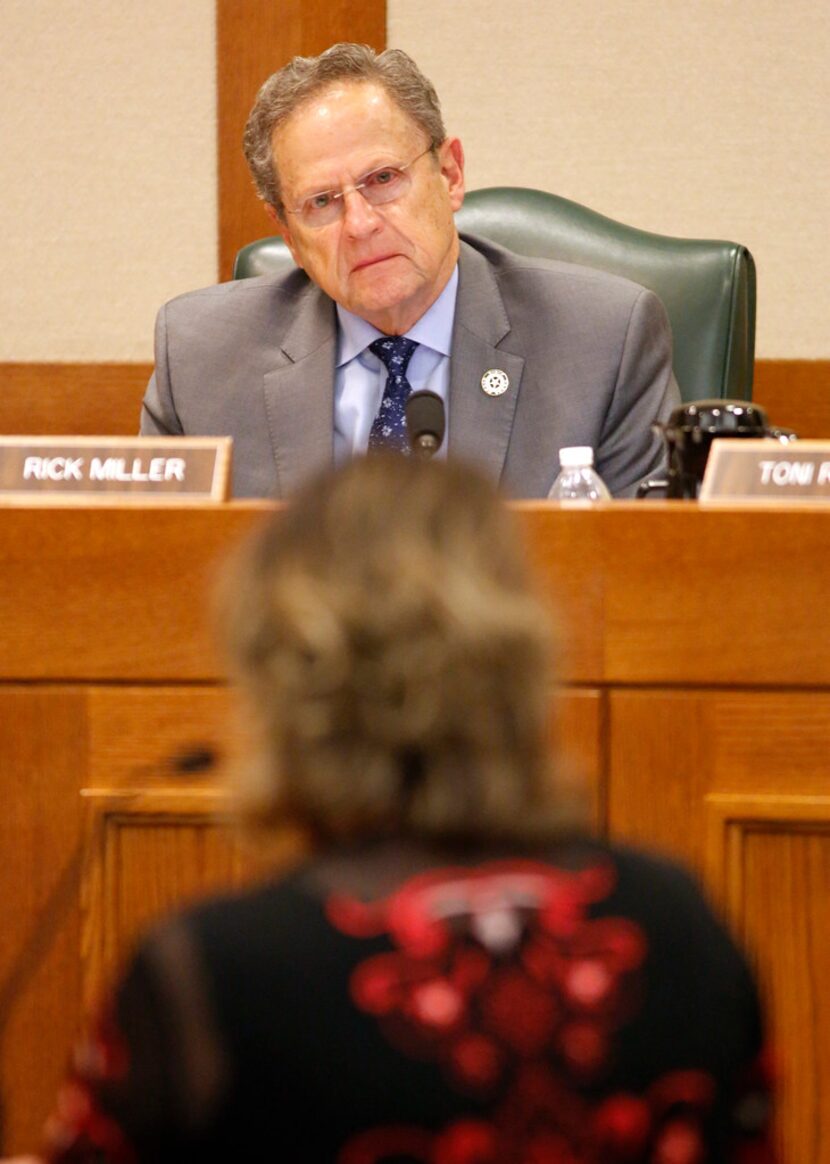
[221,455,579,845]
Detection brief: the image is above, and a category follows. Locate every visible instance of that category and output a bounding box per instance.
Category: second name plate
[700,439,830,502]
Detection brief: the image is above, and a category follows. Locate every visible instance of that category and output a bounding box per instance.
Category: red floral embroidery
[330,860,666,1161]
[43,1005,137,1164]
[328,860,644,1099]
[330,861,775,1162]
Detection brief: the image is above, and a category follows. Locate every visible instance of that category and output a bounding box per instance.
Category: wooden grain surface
[553,688,605,830]
[0,503,269,681]
[517,502,830,686]
[1,503,828,1158]
[0,355,826,442]
[2,502,828,685]
[705,795,830,1162]
[609,692,830,1162]
[754,359,830,438]
[0,689,86,1152]
[0,364,150,436]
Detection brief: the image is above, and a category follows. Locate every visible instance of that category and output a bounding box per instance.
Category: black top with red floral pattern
[45,838,776,1163]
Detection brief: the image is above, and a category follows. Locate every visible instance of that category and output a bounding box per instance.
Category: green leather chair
[233,187,756,401]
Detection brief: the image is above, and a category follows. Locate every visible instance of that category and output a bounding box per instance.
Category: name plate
[0,437,232,502]
[700,439,830,502]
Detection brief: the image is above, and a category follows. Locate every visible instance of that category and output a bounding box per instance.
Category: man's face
[270,82,465,335]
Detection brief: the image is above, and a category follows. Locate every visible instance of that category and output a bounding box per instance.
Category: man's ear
[439,137,465,213]
[265,203,303,269]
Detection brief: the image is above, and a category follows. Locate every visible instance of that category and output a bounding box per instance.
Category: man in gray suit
[141,44,679,499]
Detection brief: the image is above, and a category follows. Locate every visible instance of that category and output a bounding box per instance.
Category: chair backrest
[233,187,756,401]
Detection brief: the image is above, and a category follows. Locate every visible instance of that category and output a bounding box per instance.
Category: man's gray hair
[243,43,447,214]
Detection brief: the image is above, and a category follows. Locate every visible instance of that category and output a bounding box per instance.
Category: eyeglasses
[285,145,435,229]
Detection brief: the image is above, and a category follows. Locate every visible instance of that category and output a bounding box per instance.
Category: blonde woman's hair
[219,455,584,846]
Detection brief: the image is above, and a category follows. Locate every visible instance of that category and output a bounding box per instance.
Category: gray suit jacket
[141,233,679,498]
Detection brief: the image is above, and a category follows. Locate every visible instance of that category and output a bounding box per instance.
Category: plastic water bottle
[548,446,611,502]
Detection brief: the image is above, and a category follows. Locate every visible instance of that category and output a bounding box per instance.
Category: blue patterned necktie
[368,335,419,453]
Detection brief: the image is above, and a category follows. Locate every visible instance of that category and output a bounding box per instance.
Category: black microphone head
[405,390,446,454]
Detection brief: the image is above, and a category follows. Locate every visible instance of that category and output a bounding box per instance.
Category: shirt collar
[335,265,459,368]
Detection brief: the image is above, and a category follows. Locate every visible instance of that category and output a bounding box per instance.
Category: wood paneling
[520,503,830,687]
[0,505,268,682]
[0,363,150,436]
[81,788,306,1005]
[705,795,830,1163]
[86,687,237,786]
[0,356,824,445]
[1,503,828,688]
[0,683,258,1150]
[601,506,830,687]
[754,359,830,438]
[610,693,830,1162]
[553,688,605,830]
[81,789,243,1005]
[0,689,86,1152]
[216,0,386,280]
[608,690,830,862]
[1,506,828,1158]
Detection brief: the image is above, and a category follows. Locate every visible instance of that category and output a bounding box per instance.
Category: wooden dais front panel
[706,796,830,1162]
[0,502,828,1160]
[610,690,830,1162]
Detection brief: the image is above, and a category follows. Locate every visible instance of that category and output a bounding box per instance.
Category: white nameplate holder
[0,437,232,503]
[699,439,830,503]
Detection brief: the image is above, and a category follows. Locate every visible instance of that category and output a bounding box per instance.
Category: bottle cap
[558,446,595,468]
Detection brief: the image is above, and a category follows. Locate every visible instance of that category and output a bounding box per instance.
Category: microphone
[170,744,218,774]
[405,390,445,458]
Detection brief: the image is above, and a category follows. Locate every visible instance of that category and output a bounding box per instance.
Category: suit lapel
[448,241,524,483]
[262,283,336,496]
[261,241,525,495]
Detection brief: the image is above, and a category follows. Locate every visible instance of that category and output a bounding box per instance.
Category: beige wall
[0,0,216,361]
[0,2,826,361]
[390,0,830,358]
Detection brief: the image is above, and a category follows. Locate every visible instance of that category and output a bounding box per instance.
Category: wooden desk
[0,501,827,1158]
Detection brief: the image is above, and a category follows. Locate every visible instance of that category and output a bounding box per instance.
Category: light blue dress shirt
[333,266,458,463]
